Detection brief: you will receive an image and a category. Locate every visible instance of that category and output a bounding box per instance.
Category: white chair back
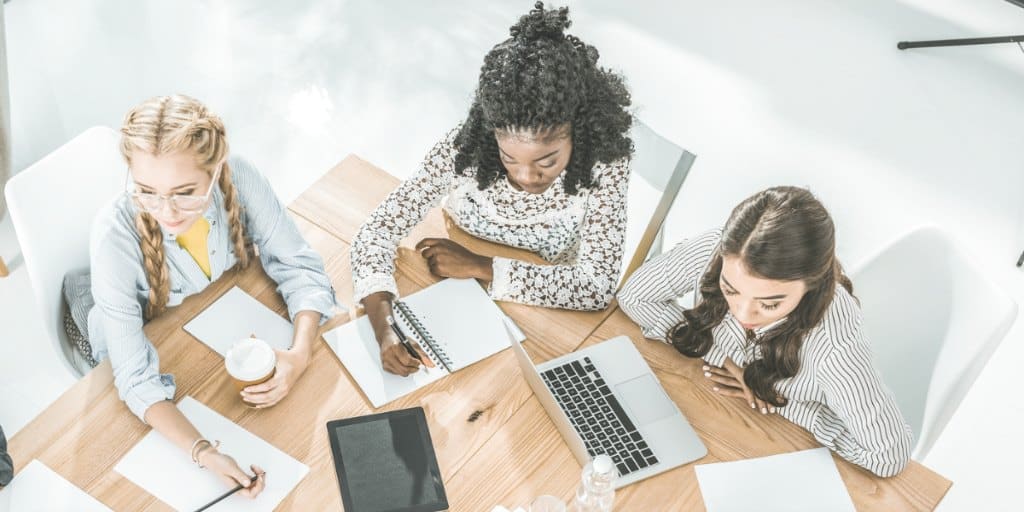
[4,126,125,378]
[852,226,1018,459]
[619,120,696,287]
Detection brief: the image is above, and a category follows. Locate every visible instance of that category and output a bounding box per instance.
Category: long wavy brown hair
[120,94,250,321]
[669,186,853,407]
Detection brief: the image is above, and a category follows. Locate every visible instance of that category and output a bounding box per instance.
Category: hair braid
[218,162,250,268]
[134,212,170,320]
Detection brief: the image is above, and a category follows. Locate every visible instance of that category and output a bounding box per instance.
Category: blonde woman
[84,95,337,494]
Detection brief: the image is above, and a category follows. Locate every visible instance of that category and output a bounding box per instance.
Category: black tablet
[327,407,449,512]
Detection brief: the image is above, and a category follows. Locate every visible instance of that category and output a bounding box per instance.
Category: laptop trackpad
[615,375,677,425]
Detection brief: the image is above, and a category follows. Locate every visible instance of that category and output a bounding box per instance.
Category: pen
[194,473,262,512]
[387,315,435,368]
[1017,249,1024,268]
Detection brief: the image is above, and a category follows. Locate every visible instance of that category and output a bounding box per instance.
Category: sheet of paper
[695,447,855,512]
[114,396,308,512]
[322,316,449,408]
[183,286,295,356]
[0,460,111,511]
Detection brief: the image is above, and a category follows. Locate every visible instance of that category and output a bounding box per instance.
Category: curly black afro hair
[453,1,633,195]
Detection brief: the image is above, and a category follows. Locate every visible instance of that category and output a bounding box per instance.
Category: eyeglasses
[126,165,222,214]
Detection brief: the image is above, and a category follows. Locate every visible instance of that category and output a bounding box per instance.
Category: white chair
[852,226,1018,459]
[618,119,696,287]
[4,126,125,379]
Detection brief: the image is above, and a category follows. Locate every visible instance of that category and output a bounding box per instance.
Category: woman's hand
[197,449,266,499]
[378,329,432,376]
[241,348,310,408]
[415,238,493,281]
[703,357,776,414]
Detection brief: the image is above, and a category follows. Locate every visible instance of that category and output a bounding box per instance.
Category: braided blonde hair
[120,95,250,320]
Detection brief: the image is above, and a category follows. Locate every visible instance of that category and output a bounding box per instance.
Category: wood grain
[8,155,950,511]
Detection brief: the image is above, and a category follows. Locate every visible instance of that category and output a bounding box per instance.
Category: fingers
[711,385,746,399]
[225,462,254,493]
[412,342,436,368]
[242,376,281,406]
[246,465,267,498]
[381,344,421,376]
[414,238,444,251]
[703,368,740,388]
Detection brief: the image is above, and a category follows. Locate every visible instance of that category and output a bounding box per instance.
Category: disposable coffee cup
[225,338,277,392]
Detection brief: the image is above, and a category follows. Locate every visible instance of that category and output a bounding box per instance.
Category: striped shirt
[618,229,913,477]
[88,155,339,422]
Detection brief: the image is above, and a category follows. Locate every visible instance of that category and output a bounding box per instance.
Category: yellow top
[176,217,212,279]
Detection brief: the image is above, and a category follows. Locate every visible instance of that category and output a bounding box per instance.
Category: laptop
[510,333,707,488]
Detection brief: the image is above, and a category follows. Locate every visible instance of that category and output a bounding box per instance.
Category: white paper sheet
[183,286,295,356]
[695,447,855,512]
[0,460,111,512]
[114,396,308,512]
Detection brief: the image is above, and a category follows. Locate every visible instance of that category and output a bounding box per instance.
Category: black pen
[194,473,261,512]
[1017,249,1024,267]
[387,315,434,368]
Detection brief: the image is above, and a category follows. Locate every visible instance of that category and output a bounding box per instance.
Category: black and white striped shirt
[618,229,913,477]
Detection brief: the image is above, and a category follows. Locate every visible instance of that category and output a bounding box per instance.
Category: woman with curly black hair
[351,2,633,376]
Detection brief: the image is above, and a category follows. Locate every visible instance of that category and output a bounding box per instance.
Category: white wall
[3,1,1022,509]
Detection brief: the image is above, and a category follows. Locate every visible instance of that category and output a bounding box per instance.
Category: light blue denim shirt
[88,155,338,422]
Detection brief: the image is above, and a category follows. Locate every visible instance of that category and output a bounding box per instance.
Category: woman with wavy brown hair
[618,186,913,477]
[82,94,337,496]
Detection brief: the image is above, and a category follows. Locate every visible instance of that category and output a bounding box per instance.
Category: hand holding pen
[194,466,266,511]
[385,315,435,375]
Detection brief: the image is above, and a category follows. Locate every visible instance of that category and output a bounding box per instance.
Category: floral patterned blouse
[351,127,630,311]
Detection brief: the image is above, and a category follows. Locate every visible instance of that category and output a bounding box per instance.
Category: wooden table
[9,156,951,511]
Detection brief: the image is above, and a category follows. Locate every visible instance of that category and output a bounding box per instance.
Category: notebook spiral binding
[394,300,454,372]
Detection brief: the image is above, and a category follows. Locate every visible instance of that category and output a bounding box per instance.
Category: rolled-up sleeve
[229,156,341,323]
[618,229,721,341]
[89,226,176,422]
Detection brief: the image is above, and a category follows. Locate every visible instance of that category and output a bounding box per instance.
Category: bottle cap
[592,454,614,475]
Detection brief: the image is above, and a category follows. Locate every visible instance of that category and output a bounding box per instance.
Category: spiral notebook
[323,278,525,408]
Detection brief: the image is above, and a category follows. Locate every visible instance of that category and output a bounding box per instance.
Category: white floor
[2,1,1024,509]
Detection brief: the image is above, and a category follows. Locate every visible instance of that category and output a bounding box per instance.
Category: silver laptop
[510,333,707,488]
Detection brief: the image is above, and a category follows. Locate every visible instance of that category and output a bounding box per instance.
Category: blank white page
[114,396,309,512]
[695,448,855,512]
[0,460,111,511]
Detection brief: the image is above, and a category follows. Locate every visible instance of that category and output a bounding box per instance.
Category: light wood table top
[9,156,950,511]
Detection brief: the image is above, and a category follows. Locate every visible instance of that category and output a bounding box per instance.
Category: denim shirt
[88,155,339,422]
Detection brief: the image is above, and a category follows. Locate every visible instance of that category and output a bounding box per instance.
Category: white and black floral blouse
[351,127,630,311]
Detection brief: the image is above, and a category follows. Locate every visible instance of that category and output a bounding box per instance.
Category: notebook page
[322,315,449,408]
[400,278,511,370]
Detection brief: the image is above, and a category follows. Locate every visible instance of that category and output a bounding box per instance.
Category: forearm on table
[143,401,204,456]
[289,310,321,358]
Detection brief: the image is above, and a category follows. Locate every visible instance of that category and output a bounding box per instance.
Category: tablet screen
[328,408,448,512]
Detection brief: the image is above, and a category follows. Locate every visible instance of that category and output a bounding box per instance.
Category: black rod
[898,35,1024,50]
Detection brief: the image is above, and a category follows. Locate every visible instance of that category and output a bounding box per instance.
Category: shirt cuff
[353,274,400,305]
[287,287,345,325]
[488,257,518,301]
[702,342,729,368]
[123,373,177,423]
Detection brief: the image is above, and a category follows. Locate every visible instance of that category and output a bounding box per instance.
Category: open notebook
[323,278,524,408]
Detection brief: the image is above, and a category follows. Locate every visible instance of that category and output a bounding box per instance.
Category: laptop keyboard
[541,357,659,477]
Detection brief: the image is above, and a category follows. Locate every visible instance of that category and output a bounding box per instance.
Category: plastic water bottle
[571,454,616,512]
